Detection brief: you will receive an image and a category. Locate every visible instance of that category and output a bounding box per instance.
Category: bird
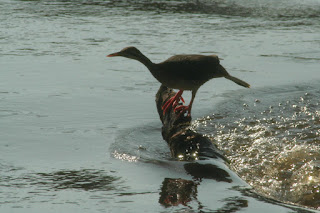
[107,46,250,117]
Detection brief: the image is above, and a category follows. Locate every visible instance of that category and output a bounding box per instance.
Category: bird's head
[107,46,144,61]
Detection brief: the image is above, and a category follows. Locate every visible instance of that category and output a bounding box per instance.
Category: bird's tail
[225,75,250,88]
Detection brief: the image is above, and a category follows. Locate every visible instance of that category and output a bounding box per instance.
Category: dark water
[1,0,320,212]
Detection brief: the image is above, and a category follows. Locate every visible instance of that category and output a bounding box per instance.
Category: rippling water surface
[192,83,320,208]
[1,0,320,212]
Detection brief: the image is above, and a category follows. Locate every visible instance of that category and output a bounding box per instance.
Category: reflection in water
[218,197,248,213]
[159,174,315,212]
[159,178,197,207]
[193,84,320,209]
[159,178,249,212]
[184,162,232,183]
[159,161,234,209]
[3,0,320,211]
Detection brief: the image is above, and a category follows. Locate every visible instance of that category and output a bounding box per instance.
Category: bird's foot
[162,96,185,115]
[174,105,191,117]
[162,91,185,115]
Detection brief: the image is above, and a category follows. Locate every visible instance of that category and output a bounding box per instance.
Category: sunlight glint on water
[192,85,320,208]
[1,0,320,211]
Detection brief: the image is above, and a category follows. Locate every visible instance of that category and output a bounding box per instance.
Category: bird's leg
[172,95,185,108]
[162,90,184,115]
[174,89,198,117]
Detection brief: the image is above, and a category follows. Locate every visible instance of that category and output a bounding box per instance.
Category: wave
[192,82,320,209]
[18,0,320,19]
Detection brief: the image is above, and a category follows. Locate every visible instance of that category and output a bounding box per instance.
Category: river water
[1,0,320,212]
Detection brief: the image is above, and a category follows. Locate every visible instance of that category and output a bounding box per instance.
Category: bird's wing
[160,55,221,81]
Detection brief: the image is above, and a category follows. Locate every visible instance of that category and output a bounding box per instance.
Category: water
[192,83,320,208]
[1,0,320,212]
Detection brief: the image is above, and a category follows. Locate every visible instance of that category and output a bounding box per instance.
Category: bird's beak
[107,52,121,57]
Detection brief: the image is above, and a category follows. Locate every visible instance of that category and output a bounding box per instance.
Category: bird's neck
[135,53,155,71]
[132,52,162,82]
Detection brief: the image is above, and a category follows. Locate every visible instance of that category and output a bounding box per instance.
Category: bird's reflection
[159,177,248,212]
[159,161,233,208]
[159,178,197,207]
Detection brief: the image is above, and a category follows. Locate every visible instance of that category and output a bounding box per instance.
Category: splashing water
[192,84,320,209]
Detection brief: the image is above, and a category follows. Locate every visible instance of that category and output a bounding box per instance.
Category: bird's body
[154,54,225,90]
[107,47,250,116]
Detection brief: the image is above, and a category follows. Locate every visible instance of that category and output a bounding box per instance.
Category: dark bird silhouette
[107,46,250,117]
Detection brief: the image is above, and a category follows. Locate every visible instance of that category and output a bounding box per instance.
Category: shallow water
[1,0,320,212]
